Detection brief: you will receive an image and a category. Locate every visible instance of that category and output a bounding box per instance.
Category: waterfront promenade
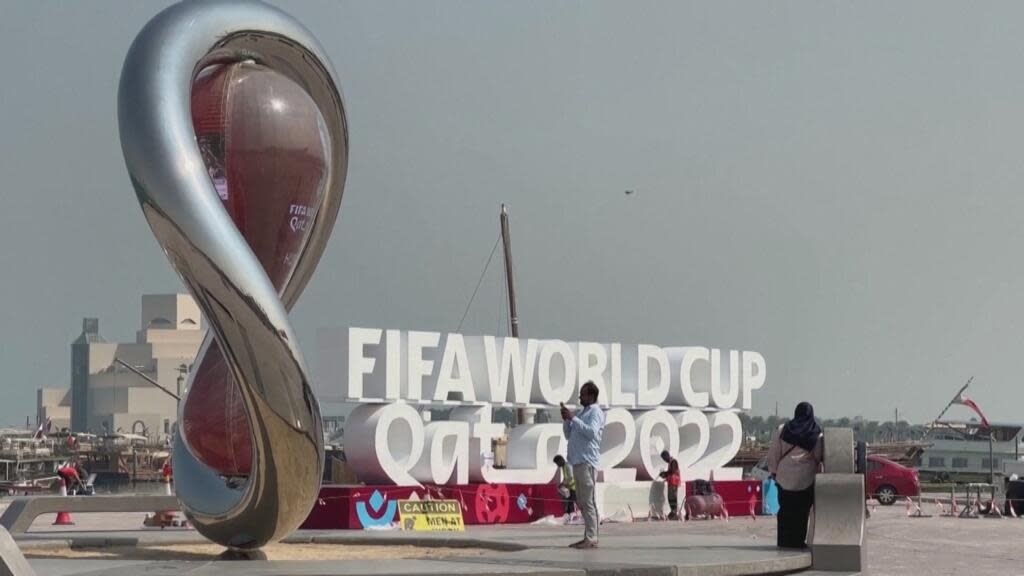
[7,501,1023,576]
[15,518,813,576]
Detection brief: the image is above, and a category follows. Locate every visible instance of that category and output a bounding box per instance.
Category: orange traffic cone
[53,478,74,526]
[53,511,74,525]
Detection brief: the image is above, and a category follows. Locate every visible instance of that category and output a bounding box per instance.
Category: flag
[33,418,51,440]
[952,392,990,429]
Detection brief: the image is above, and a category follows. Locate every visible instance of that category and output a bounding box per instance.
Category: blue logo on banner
[356,490,397,528]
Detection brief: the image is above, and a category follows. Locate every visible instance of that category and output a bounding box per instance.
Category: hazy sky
[2,0,1024,427]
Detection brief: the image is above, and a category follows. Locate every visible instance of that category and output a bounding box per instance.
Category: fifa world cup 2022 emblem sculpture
[118,0,347,549]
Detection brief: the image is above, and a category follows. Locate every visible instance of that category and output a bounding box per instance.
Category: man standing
[659,450,681,520]
[561,381,605,549]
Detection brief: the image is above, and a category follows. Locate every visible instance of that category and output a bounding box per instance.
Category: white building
[38,294,204,440]
[36,388,72,432]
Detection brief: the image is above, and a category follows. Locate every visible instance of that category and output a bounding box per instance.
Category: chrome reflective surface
[118,0,347,549]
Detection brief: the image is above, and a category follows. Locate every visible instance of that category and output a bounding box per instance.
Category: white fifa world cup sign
[320,327,766,486]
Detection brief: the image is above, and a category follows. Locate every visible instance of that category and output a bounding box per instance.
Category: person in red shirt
[659,450,682,520]
[57,463,82,494]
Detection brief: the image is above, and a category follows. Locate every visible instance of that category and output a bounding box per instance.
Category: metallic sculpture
[118,0,347,549]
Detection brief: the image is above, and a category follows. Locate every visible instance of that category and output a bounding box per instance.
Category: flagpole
[989,430,995,485]
[933,376,973,424]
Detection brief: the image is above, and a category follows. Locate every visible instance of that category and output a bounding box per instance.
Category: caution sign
[397,500,465,532]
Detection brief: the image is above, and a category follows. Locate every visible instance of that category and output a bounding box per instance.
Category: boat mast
[500,204,533,425]
[500,204,519,340]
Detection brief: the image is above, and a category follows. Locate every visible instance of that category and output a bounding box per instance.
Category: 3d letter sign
[320,328,766,486]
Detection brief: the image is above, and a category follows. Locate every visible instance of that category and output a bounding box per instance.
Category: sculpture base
[218,549,269,561]
[301,480,764,530]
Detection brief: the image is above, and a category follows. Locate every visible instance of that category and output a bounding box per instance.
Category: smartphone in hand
[559,402,571,421]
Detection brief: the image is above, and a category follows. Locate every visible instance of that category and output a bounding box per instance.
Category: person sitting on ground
[693,477,714,495]
[659,450,681,519]
[553,455,576,516]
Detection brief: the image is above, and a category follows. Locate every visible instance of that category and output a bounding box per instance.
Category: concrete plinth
[823,428,855,474]
[811,473,866,573]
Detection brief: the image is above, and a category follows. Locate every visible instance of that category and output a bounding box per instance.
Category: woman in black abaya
[767,402,824,549]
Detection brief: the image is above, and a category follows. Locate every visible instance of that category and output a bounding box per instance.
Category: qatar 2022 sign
[319,328,766,487]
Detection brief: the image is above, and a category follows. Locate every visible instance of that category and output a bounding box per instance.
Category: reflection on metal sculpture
[118,0,347,549]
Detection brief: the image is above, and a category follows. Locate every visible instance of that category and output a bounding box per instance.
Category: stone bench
[0,496,179,535]
[811,428,866,573]
[811,473,866,572]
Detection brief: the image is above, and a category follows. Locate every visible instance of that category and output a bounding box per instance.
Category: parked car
[866,455,919,505]
[747,454,919,506]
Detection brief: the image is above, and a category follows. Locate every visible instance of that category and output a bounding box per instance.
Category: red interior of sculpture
[182,61,330,476]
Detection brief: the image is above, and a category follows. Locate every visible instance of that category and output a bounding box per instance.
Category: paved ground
[861,503,1024,575]
[16,523,811,576]
[10,507,810,576]
[6,499,1024,575]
